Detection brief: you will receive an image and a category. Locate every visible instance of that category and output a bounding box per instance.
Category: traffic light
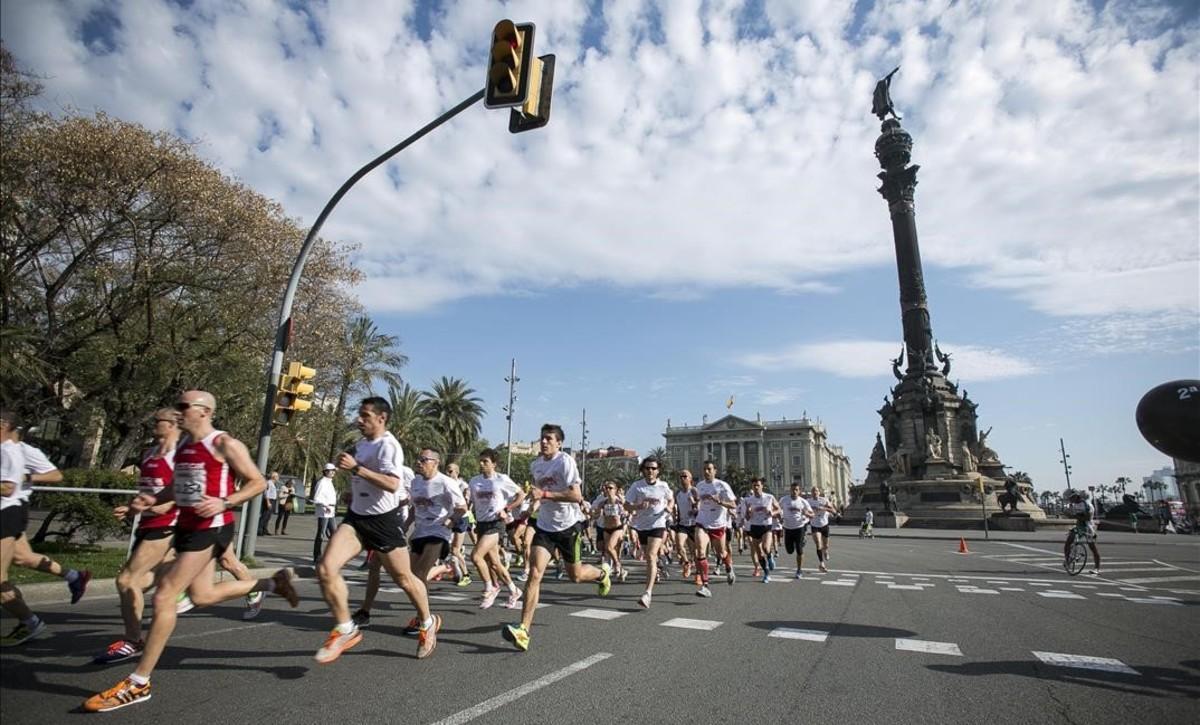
[274,361,316,426]
[485,20,535,109]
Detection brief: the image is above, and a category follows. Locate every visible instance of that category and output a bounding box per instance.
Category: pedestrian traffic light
[485,20,535,109]
[274,362,316,426]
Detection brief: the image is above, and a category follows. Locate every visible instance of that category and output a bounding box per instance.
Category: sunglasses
[643,466,658,471]
[174,402,209,412]
[418,456,439,464]
[154,417,176,424]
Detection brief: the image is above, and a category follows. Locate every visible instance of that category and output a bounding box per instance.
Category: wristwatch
[351,465,361,475]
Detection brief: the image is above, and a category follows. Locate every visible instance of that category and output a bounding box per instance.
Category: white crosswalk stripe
[1033,651,1139,675]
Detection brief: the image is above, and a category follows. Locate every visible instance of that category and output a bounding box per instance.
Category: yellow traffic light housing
[273,362,316,426]
[485,20,535,109]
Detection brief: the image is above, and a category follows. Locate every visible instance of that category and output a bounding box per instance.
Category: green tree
[325,315,407,461]
[422,376,485,463]
[386,382,441,463]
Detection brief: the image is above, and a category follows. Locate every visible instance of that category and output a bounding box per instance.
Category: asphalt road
[3,531,1197,724]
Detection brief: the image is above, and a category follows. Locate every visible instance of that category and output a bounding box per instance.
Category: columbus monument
[846,68,1045,528]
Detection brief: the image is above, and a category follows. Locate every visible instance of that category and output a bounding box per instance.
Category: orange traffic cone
[957,537,970,554]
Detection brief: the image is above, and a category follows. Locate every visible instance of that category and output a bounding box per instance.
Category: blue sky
[3,0,1196,496]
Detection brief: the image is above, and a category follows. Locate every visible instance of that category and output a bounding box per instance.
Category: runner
[780,483,814,579]
[591,481,627,582]
[468,448,525,609]
[351,461,414,628]
[502,424,612,652]
[1,410,48,647]
[625,456,673,608]
[691,460,737,597]
[507,482,533,581]
[672,470,698,581]
[742,477,781,583]
[444,462,472,587]
[84,390,299,712]
[808,486,833,573]
[312,396,438,665]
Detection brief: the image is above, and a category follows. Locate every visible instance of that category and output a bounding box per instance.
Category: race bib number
[173,463,206,507]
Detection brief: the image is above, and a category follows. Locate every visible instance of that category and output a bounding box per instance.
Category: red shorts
[703,526,726,540]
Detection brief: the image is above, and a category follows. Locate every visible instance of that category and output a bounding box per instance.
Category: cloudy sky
[4,0,1197,495]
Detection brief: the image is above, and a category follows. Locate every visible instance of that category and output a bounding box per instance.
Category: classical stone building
[1175,458,1200,518]
[663,414,852,503]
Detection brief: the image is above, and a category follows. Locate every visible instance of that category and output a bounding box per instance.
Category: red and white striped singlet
[173,430,234,531]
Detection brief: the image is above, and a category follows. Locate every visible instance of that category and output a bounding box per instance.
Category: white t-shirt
[592,494,625,528]
[780,495,813,529]
[349,432,405,516]
[530,452,584,533]
[742,493,778,526]
[864,510,875,525]
[627,479,672,531]
[18,441,56,503]
[312,475,338,518]
[411,471,466,542]
[265,479,278,501]
[694,478,737,529]
[1,440,26,511]
[469,472,520,522]
[809,496,832,528]
[675,487,698,526]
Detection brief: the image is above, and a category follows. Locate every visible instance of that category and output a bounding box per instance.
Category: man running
[502,424,612,652]
[468,448,524,609]
[808,486,833,573]
[0,410,91,648]
[673,470,698,581]
[625,456,673,608]
[691,461,738,597]
[444,461,472,586]
[780,483,814,579]
[84,391,299,711]
[742,477,781,583]
[313,396,439,664]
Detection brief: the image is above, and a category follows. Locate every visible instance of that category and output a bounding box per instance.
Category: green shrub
[29,468,137,545]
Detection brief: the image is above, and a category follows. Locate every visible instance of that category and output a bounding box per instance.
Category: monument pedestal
[989,511,1036,531]
[875,511,908,528]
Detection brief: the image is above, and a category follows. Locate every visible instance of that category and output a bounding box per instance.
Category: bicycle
[1063,524,1089,576]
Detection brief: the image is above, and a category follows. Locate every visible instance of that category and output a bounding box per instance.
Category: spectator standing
[311,464,338,564]
[258,472,279,536]
[274,479,295,535]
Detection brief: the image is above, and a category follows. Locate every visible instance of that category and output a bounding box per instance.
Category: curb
[14,567,284,607]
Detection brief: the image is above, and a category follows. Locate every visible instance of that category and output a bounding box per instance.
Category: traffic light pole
[242,88,487,558]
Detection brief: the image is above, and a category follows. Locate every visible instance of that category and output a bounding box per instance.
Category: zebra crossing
[983,544,1200,591]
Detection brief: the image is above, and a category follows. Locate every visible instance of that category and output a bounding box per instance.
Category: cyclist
[1064,490,1101,575]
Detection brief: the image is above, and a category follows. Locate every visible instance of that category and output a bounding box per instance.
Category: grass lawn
[9,542,128,585]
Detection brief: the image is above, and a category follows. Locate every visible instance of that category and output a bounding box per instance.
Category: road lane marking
[957,587,999,594]
[997,543,1061,555]
[768,627,829,642]
[895,638,962,656]
[999,587,1025,592]
[1125,597,1182,606]
[430,652,612,725]
[1038,591,1086,599]
[570,608,628,620]
[822,580,856,586]
[1118,575,1200,584]
[887,584,924,591]
[1033,651,1138,675]
[429,594,469,602]
[660,618,723,630]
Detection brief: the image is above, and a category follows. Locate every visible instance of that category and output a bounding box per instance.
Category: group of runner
[2,393,842,712]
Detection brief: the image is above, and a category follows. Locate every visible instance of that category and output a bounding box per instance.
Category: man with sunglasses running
[503,423,612,652]
[84,391,299,712]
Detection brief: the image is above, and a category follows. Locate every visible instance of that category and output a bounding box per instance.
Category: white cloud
[756,387,806,405]
[740,339,1040,381]
[1,0,1195,327]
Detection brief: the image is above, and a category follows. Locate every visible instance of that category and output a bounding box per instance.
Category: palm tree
[422,376,485,463]
[326,315,408,460]
[386,383,442,463]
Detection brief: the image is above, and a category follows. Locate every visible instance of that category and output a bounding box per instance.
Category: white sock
[420,617,434,631]
[507,581,518,594]
[336,620,355,634]
[128,673,149,686]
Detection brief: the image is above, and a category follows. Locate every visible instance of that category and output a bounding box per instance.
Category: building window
[792,455,801,466]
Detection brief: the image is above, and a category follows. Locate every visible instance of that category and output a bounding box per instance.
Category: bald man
[85,391,300,713]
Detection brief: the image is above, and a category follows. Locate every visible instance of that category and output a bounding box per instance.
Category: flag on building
[726,395,735,409]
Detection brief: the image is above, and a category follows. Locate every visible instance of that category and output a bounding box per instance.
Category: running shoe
[818,563,828,573]
[504,589,523,609]
[762,572,771,584]
[314,626,362,664]
[175,591,195,614]
[727,568,736,586]
[94,639,144,664]
[480,585,500,610]
[598,562,613,597]
[795,569,804,580]
[243,591,265,620]
[638,591,652,609]
[752,567,761,578]
[1088,568,1102,576]
[517,570,529,583]
[68,569,92,604]
[83,677,151,712]
[618,568,628,584]
[682,562,691,579]
[416,614,441,659]
[351,609,372,628]
[402,616,421,637]
[696,585,712,598]
[503,623,530,652]
[0,619,47,648]
[457,574,473,588]
[272,568,300,608]
[554,565,565,581]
